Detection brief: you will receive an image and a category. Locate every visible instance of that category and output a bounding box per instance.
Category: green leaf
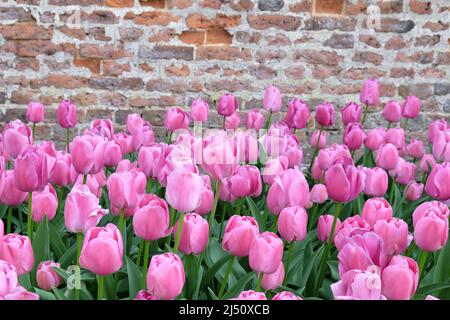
[52,287,67,300]
[126,256,141,299]
[416,281,450,296]
[33,216,50,264]
[432,240,450,297]
[53,267,71,281]
[245,197,265,231]
[48,222,67,259]
[200,255,229,290]
[207,287,219,300]
[18,273,31,290]
[34,288,56,300]
[221,272,255,300]
[59,242,77,268]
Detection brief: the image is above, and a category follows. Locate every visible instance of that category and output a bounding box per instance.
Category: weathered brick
[289,0,312,12]
[179,31,205,45]
[0,23,53,40]
[312,65,341,79]
[415,35,440,47]
[2,40,76,57]
[186,13,240,29]
[293,49,343,66]
[201,0,222,9]
[390,68,415,78]
[86,10,119,24]
[410,0,432,14]
[353,51,383,65]
[346,0,403,15]
[304,17,356,32]
[256,49,287,63]
[59,26,86,40]
[435,84,450,96]
[385,36,410,49]
[119,27,143,42]
[48,0,103,4]
[148,29,176,42]
[398,84,434,99]
[258,0,284,11]
[31,75,88,89]
[364,18,415,33]
[10,90,35,104]
[314,0,344,15]
[437,52,450,65]
[106,0,134,7]
[165,64,190,77]
[235,31,261,44]
[88,27,111,41]
[196,46,251,61]
[15,57,40,71]
[168,0,193,9]
[79,44,126,59]
[423,21,448,32]
[395,52,434,64]
[344,68,386,80]
[139,45,194,60]
[89,77,145,90]
[250,65,276,79]
[0,7,33,21]
[230,0,254,11]
[359,35,381,48]
[72,92,98,106]
[266,33,291,46]
[128,11,179,26]
[206,29,232,44]
[102,60,131,76]
[284,66,305,79]
[99,92,127,107]
[248,15,301,31]
[74,57,101,73]
[323,33,354,49]
[419,68,446,79]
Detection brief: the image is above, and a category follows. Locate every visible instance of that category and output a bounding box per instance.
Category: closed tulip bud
[325,162,365,203]
[334,216,371,251]
[278,205,308,242]
[80,224,123,275]
[376,143,399,171]
[364,128,386,151]
[36,261,61,291]
[245,109,265,131]
[285,138,303,168]
[190,98,209,122]
[425,163,450,200]
[404,181,424,201]
[64,185,107,233]
[419,154,435,172]
[138,143,168,179]
[344,122,366,150]
[311,158,325,181]
[402,96,421,119]
[362,167,388,197]
[309,129,327,149]
[222,215,259,257]
[14,145,48,192]
[131,121,155,152]
[107,170,145,213]
[2,120,33,159]
[164,108,190,132]
[315,102,335,127]
[202,135,237,180]
[360,77,380,106]
[310,184,328,204]
[285,98,310,129]
[0,170,27,206]
[249,232,283,274]
[56,99,77,128]
[261,263,284,291]
[217,93,238,116]
[31,184,58,223]
[103,140,123,167]
[70,135,106,175]
[263,85,282,112]
[317,214,342,243]
[126,113,145,135]
[262,156,288,185]
[233,290,267,300]
[229,165,262,198]
[317,144,352,171]
[382,101,402,123]
[195,175,214,215]
[272,291,303,300]
[341,102,362,125]
[73,172,104,198]
[88,119,114,140]
[331,269,385,300]
[26,102,45,123]
[172,213,209,255]
[147,253,185,300]
[225,112,241,129]
[361,197,393,227]
[385,128,406,151]
[0,234,34,275]
[165,169,203,213]
[432,130,450,162]
[406,139,425,159]
[381,255,419,300]
[134,290,159,300]
[133,194,170,241]
[49,151,72,187]
[373,218,409,256]
[390,158,416,185]
[428,119,447,144]
[218,178,237,202]
[412,203,448,252]
[413,201,449,224]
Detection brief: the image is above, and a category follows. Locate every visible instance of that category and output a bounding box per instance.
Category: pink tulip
[164,107,190,132]
[413,203,448,252]
[428,119,447,144]
[425,163,450,200]
[229,165,262,198]
[70,135,106,175]
[315,102,335,127]
[245,109,265,131]
[249,232,283,274]
[217,93,238,117]
[341,102,362,125]
[263,85,282,112]
[381,255,418,300]
[131,121,155,151]
[404,181,424,201]
[262,156,288,185]
[309,129,327,149]
[49,151,73,187]
[2,120,33,159]
[361,198,393,227]
[137,143,168,179]
[126,113,145,135]
[13,145,48,192]
[382,101,402,123]
[373,218,409,256]
[56,99,77,128]
[88,119,114,140]
[376,143,399,171]
[390,159,416,185]
[362,167,388,197]
[133,194,170,241]
[284,137,303,168]
[360,77,380,106]
[317,144,352,171]
[31,184,58,223]
[190,98,209,122]
[318,214,342,243]
[194,175,214,215]
[412,201,449,226]
[219,179,236,203]
[278,205,308,242]
[334,216,371,251]
[0,170,27,206]
[285,98,310,129]
[432,130,450,162]
[73,172,104,198]
[26,102,45,123]
[310,184,328,204]
[344,122,366,150]
[272,291,303,300]
[156,144,198,187]
[103,140,123,167]
[0,234,34,275]
[202,135,237,180]
[80,223,123,275]
[419,154,435,172]
[0,260,38,300]
[267,167,309,214]
[222,215,259,257]
[259,128,288,158]
[364,128,386,151]
[147,253,185,300]
[165,169,203,213]
[134,290,159,300]
[325,161,365,203]
[172,213,208,255]
[225,112,240,129]
[261,263,284,291]
[36,261,61,291]
[113,132,133,155]
[233,290,267,300]
[232,130,259,164]
[107,170,146,213]
[406,139,425,159]
[402,96,421,119]
[64,184,107,233]
[331,269,385,300]
[385,128,406,151]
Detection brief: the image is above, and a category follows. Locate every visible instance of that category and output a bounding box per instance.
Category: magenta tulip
[245,109,265,131]
[413,202,448,252]
[164,107,190,132]
[146,253,185,300]
[134,290,159,300]
[428,119,447,144]
[107,170,146,214]
[315,102,335,127]
[360,77,380,106]
[249,232,283,274]
[385,128,406,151]
[0,234,34,275]
[56,99,77,128]
[190,98,209,122]
[172,213,208,255]
[70,135,106,175]
[278,205,308,242]
[341,102,362,125]
[13,145,48,192]
[103,140,123,167]
[36,261,61,291]
[381,255,418,300]
[402,96,421,119]
[222,215,259,257]
[272,291,303,300]
[49,151,72,187]
[201,135,237,180]
[362,167,388,197]
[229,165,262,198]
[364,128,386,151]
[318,214,342,243]
[361,197,393,227]
[2,120,32,159]
[376,143,399,171]
[88,119,114,140]
[419,154,435,172]
[406,139,425,159]
[225,112,241,129]
[344,122,366,150]
[382,100,402,123]
[334,216,371,251]
[373,218,409,257]
[26,102,45,123]
[263,85,282,112]
[310,129,327,149]
[325,162,365,203]
[233,290,267,300]
[0,260,38,300]
[285,98,310,129]
[217,93,238,117]
[432,130,450,162]
[310,184,328,204]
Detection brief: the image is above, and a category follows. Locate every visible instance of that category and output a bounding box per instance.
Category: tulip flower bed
[0,78,449,301]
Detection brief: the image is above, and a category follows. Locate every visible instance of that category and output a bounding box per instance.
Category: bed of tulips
[0,77,449,301]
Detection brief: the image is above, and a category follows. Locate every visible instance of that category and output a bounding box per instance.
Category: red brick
[165,64,190,76]
[289,0,312,12]
[201,0,221,9]
[285,66,305,79]
[312,65,341,79]
[127,11,179,26]
[344,68,386,80]
[106,0,134,7]
[293,49,343,66]
[230,0,254,11]
[179,31,205,45]
[102,60,131,76]
[15,58,40,71]
[390,68,415,78]
[395,52,434,64]
[423,21,448,32]
[59,26,86,40]
[74,57,101,73]
[385,36,410,49]
[2,40,76,57]
[359,35,381,48]
[186,13,241,29]
[314,0,344,15]
[72,92,98,106]
[353,51,383,65]
[419,68,446,79]
[196,46,251,61]
[79,44,126,59]
[248,15,301,31]
[148,29,176,42]
[206,29,233,44]
[168,0,193,8]
[410,0,432,14]
[0,23,53,40]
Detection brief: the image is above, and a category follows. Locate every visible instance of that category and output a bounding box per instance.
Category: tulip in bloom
[373,218,409,257]
[249,232,283,274]
[412,202,448,252]
[382,101,402,123]
[0,234,34,275]
[229,165,262,198]
[361,197,393,227]
[190,98,209,122]
[406,139,425,159]
[134,290,159,300]
[0,260,39,300]
[404,181,424,201]
[36,261,61,291]
[195,175,214,215]
[70,135,106,175]
[172,213,209,255]
[261,156,288,185]
[310,129,327,149]
[334,216,371,251]
[364,128,386,151]
[245,109,265,131]
[432,130,450,162]
[56,99,77,128]
[233,290,267,300]
[376,143,399,171]
[2,119,33,159]
[278,205,308,242]
[331,269,385,300]
[103,140,123,167]
[165,169,203,213]
[284,98,310,129]
[402,96,421,119]
[146,253,185,300]
[164,107,190,132]
[385,128,406,151]
[225,112,240,129]
[272,291,303,300]
[325,161,365,203]
[202,135,237,180]
[310,183,328,204]
[428,119,447,144]
[107,170,146,214]
[362,167,388,197]
[317,214,342,243]
[14,145,48,192]
[341,102,362,125]
[131,121,155,151]
[0,170,27,206]
[31,184,58,223]
[317,143,352,171]
[217,93,238,117]
[133,194,171,241]
[138,143,168,179]
[261,263,284,291]
[26,102,45,123]
[360,77,380,106]
[88,119,114,140]
[263,85,282,112]
[419,154,435,172]
[425,163,450,201]
[315,102,335,127]
[222,215,259,257]
[49,151,73,186]
[232,130,259,164]
[381,255,419,300]
[344,122,366,150]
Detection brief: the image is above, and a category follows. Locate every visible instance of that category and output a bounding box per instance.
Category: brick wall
[0,0,449,146]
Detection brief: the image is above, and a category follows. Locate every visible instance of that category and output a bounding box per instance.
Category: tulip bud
[325,162,365,203]
[36,261,61,291]
[404,181,424,201]
[373,217,409,256]
[225,112,241,130]
[318,214,342,243]
[381,255,419,300]
[88,119,114,140]
[217,93,238,117]
[425,163,450,201]
[406,139,425,159]
[428,119,447,144]
[222,215,259,257]
[382,101,402,123]
[56,99,77,128]
[245,109,265,131]
[361,197,393,227]
[249,232,283,274]
[31,184,58,223]
[165,169,203,213]
[134,290,159,300]
[344,122,366,150]
[172,213,209,255]
[402,96,421,119]
[263,85,282,112]
[362,167,388,197]
[364,128,386,151]
[164,107,190,132]
[107,170,146,213]
[310,184,328,204]
[190,98,209,122]
[315,102,335,127]
[14,145,48,192]
[285,98,310,129]
[26,102,45,123]
[309,129,327,149]
[0,234,34,275]
[360,77,380,106]
[419,154,435,173]
[0,170,27,206]
[261,263,284,291]
[376,143,399,171]
[278,205,308,242]
[413,202,448,252]
[103,140,123,167]
[341,102,362,125]
[146,253,185,300]
[133,194,171,241]
[1,120,33,159]
[229,165,262,198]
[70,135,106,175]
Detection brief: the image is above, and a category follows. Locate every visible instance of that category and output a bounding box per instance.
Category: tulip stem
[403,118,409,130]
[307,204,318,232]
[309,126,323,172]
[255,272,264,291]
[66,128,71,152]
[97,275,104,300]
[218,255,235,299]
[141,240,150,289]
[75,232,83,300]
[173,212,185,254]
[218,204,228,240]
[6,206,13,234]
[168,131,173,144]
[271,215,279,233]
[361,103,369,126]
[264,111,273,130]
[82,174,87,185]
[136,238,144,266]
[283,242,294,286]
[27,192,33,242]
[32,123,36,140]
[147,178,153,193]
[208,180,222,242]
[315,202,341,296]
[118,208,125,237]
[235,198,242,215]
[418,250,428,277]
